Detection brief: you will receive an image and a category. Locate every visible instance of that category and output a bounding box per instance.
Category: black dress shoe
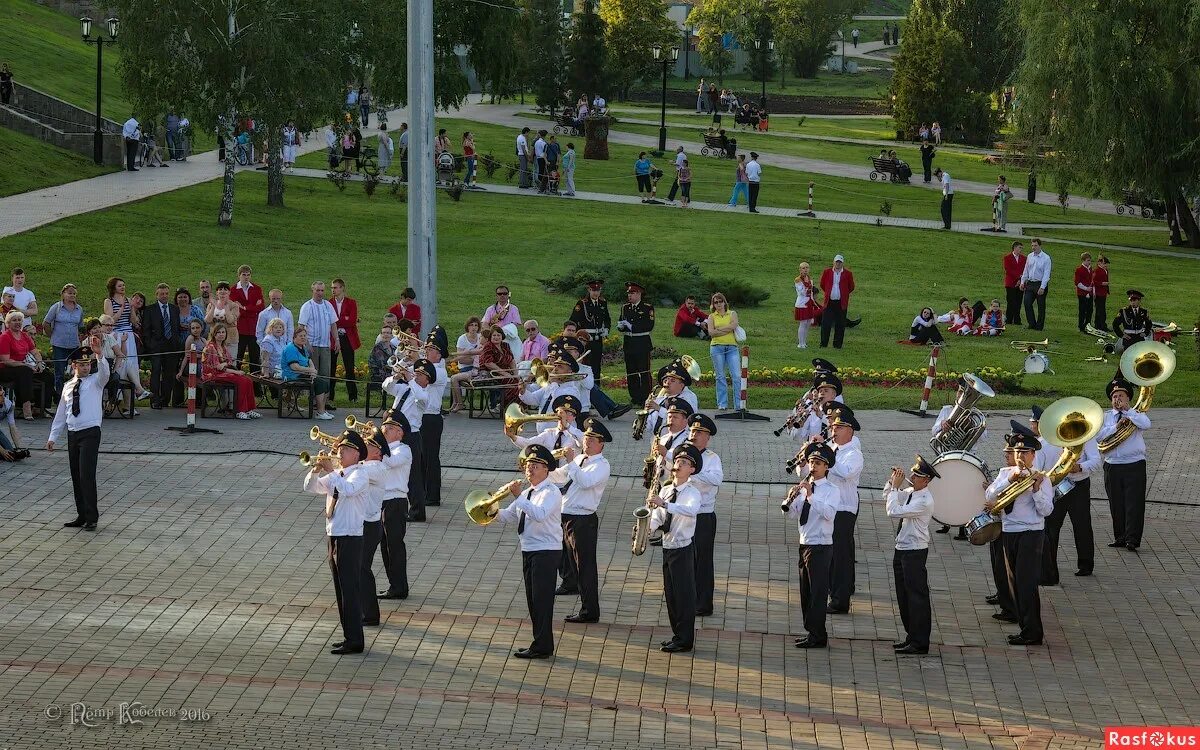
[892,640,910,649]
[661,641,693,653]
[1075,569,1093,577]
[84,523,97,531]
[564,613,599,623]
[992,612,1017,622]
[1126,543,1139,552]
[363,620,380,627]
[985,594,1000,605]
[408,514,426,522]
[331,643,364,654]
[378,589,409,599]
[512,648,550,659]
[895,643,929,655]
[827,606,849,615]
[1007,635,1043,646]
[1040,578,1059,587]
[695,609,713,617]
[554,586,579,596]
[332,641,344,648]
[608,404,632,420]
[661,637,680,647]
[795,638,827,649]
[1107,540,1126,548]
[64,519,85,528]
[954,528,968,540]
[934,525,950,534]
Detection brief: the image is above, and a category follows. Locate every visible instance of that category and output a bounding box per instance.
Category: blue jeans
[465,156,476,183]
[590,385,619,417]
[52,345,75,396]
[711,344,741,409]
[166,130,178,160]
[729,182,748,205]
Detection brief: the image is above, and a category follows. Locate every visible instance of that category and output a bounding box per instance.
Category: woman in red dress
[201,323,260,420]
[476,327,519,410]
[793,262,822,349]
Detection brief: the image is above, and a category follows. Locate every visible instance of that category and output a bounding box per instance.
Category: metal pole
[683,27,691,80]
[658,61,668,153]
[407,0,436,337]
[94,40,103,165]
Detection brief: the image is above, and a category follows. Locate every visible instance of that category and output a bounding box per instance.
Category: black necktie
[896,489,913,538]
[553,431,563,449]
[798,487,811,525]
[397,389,410,411]
[561,456,585,495]
[161,303,169,328]
[517,488,532,533]
[71,379,81,417]
[661,488,677,532]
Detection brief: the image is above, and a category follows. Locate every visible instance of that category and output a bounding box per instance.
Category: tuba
[503,403,557,434]
[464,482,518,525]
[1097,341,1174,453]
[1040,396,1104,498]
[929,373,995,454]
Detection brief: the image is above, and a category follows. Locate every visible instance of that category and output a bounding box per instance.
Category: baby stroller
[435,151,459,186]
[546,167,561,195]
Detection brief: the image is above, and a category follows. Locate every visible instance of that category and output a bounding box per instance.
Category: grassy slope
[0,126,117,196]
[301,117,1144,228]
[666,70,892,101]
[1022,227,1186,254]
[605,110,897,140]
[2,173,1196,408]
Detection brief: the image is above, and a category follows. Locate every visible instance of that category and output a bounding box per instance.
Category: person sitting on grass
[974,299,1006,337]
[674,296,710,340]
[907,307,944,345]
[937,298,976,336]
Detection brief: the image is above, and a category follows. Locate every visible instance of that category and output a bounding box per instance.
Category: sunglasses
[525,327,538,332]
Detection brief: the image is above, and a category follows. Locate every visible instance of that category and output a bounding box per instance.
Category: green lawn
[3,172,1197,408]
[1022,227,1189,254]
[0,126,117,197]
[594,108,898,141]
[664,69,892,101]
[845,19,905,43]
[305,117,1145,228]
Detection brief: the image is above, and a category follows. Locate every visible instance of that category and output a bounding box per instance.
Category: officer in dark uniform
[618,281,655,407]
[1113,289,1152,350]
[568,279,611,377]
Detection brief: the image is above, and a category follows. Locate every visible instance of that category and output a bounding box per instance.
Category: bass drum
[928,450,992,526]
[1024,352,1052,374]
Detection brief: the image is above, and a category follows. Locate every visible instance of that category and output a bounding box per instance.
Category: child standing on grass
[678,159,692,208]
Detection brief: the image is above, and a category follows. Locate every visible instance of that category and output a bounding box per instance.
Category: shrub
[481,152,501,178]
[538,261,770,308]
[363,172,380,197]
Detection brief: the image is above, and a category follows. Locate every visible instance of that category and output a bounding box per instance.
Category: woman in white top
[449,316,485,413]
[258,318,288,377]
[937,298,975,335]
[204,281,241,360]
[282,120,299,169]
[793,262,821,349]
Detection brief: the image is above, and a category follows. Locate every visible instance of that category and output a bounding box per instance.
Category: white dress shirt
[359,460,386,522]
[303,463,368,537]
[830,269,843,301]
[1035,440,1101,481]
[650,481,701,548]
[940,170,953,195]
[986,466,1053,532]
[1020,250,1053,291]
[513,423,583,454]
[381,440,412,498]
[785,477,838,545]
[423,362,448,414]
[255,305,295,342]
[496,478,563,551]
[827,436,864,513]
[49,358,110,444]
[655,428,689,480]
[690,449,724,513]
[520,379,585,432]
[298,298,338,347]
[383,376,426,432]
[648,387,699,436]
[745,159,762,182]
[1097,409,1150,464]
[549,453,611,515]
[884,483,933,551]
[575,363,595,411]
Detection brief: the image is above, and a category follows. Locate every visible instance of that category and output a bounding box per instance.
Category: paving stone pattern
[0,407,1197,749]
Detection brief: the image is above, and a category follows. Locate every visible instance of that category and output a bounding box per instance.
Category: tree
[695,27,733,86]
[469,4,527,102]
[568,1,610,100]
[524,0,568,110]
[1013,0,1200,246]
[116,0,350,224]
[599,0,677,99]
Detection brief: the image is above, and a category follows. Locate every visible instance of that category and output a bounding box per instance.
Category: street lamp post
[683,26,692,80]
[753,38,773,109]
[651,43,680,154]
[80,16,119,166]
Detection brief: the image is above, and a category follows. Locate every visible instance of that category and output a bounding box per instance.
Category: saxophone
[631,450,665,556]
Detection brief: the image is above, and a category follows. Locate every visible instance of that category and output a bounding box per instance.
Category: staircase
[0,82,123,165]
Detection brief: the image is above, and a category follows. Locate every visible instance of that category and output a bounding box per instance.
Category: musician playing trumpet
[648,443,704,653]
[984,425,1052,646]
[782,442,838,649]
[487,444,564,659]
[520,350,586,433]
[884,456,939,655]
[508,394,584,454]
[383,358,432,521]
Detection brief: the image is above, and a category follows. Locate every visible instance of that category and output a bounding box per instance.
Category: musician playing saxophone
[782,442,838,649]
[884,456,939,655]
[1096,375,1151,551]
[648,443,704,653]
[984,425,1052,646]
[650,397,694,484]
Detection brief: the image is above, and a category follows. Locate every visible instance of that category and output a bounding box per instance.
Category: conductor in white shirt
[47,337,109,530]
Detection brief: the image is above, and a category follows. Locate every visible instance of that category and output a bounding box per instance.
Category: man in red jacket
[230,264,266,386]
[819,254,855,349]
[1073,252,1095,333]
[1092,255,1110,331]
[387,287,422,335]
[330,278,361,405]
[1002,241,1026,325]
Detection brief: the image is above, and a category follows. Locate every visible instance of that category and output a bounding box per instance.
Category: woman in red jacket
[201,323,259,420]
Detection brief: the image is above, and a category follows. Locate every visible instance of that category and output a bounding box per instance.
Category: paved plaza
[0,406,1197,749]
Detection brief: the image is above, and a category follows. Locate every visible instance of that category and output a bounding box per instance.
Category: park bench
[699,132,735,158]
[1117,190,1166,219]
[868,156,903,183]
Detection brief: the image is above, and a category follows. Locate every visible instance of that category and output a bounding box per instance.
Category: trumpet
[300,449,339,468]
[345,414,375,438]
[464,481,519,525]
[503,403,557,434]
[310,426,340,447]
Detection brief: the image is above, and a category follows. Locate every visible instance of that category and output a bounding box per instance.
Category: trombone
[503,403,557,435]
[1085,324,1122,355]
[464,481,520,525]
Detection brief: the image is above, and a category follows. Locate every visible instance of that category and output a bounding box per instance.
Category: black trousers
[561,513,600,618]
[921,155,933,183]
[1105,460,1146,547]
[798,544,832,642]
[1093,297,1109,330]
[828,511,857,610]
[1076,296,1093,332]
[820,304,848,348]
[329,333,357,401]
[67,426,101,523]
[537,156,549,191]
[1002,530,1045,642]
[1042,477,1094,582]
[663,544,696,646]
[380,497,409,595]
[150,350,179,406]
[421,413,443,505]
[892,548,931,648]
[404,430,426,518]
[990,537,1016,616]
[360,520,381,624]
[125,138,138,170]
[329,535,365,647]
[584,338,603,377]
[748,181,761,211]
[940,193,953,228]
[1023,287,1047,330]
[667,176,680,201]
[1005,286,1023,324]
[623,336,652,405]
[694,512,716,613]
[523,549,561,654]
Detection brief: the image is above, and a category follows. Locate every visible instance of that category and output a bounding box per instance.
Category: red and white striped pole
[738,345,749,410]
[799,181,816,217]
[167,348,220,435]
[917,345,940,416]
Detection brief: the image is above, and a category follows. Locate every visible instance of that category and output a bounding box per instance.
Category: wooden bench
[699,132,735,158]
[868,156,903,183]
[278,378,315,419]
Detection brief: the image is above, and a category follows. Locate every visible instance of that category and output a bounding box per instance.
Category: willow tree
[1014,0,1200,245]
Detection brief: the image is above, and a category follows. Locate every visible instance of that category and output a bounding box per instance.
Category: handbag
[734,325,747,343]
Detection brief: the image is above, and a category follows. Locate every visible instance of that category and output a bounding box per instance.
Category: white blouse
[794,280,815,308]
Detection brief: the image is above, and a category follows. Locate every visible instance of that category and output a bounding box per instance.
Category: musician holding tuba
[382,358,431,521]
[781,442,839,649]
[547,417,612,624]
[884,456,939,655]
[485,444,564,660]
[647,443,705,653]
[377,411,413,600]
[302,429,371,656]
[1029,405,1100,581]
[983,425,1052,646]
[1097,375,1151,551]
[931,373,993,538]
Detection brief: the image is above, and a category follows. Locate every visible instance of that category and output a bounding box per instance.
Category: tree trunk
[1174,193,1200,247]
[217,124,237,227]
[266,123,285,208]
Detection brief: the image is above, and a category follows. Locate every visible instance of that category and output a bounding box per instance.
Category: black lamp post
[753,37,773,109]
[652,43,680,153]
[683,26,692,80]
[80,16,119,165]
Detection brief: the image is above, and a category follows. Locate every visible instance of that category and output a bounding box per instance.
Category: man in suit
[329,278,361,405]
[1002,241,1026,325]
[819,255,855,349]
[143,283,180,409]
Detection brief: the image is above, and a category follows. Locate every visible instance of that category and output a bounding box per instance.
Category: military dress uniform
[822,405,864,613]
[650,443,705,653]
[1097,376,1151,550]
[1112,290,1152,350]
[618,282,655,406]
[686,414,724,616]
[785,442,839,648]
[884,455,938,654]
[378,411,413,599]
[549,418,613,622]
[647,360,700,437]
[568,280,611,376]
